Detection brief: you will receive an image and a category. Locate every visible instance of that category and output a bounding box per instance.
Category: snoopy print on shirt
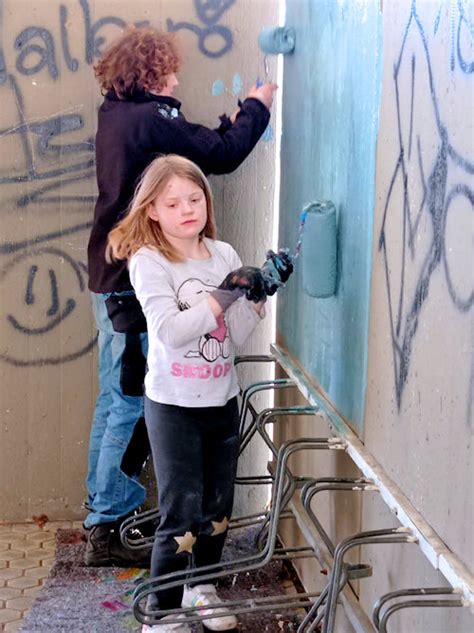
[170,278,232,380]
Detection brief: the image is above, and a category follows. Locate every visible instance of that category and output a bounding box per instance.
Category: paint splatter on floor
[21,527,303,632]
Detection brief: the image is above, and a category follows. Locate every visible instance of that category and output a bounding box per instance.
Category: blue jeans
[85,292,148,528]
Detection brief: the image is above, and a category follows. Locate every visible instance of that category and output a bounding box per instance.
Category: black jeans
[144,396,240,610]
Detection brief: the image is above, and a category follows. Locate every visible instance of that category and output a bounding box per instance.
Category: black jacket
[87,90,270,292]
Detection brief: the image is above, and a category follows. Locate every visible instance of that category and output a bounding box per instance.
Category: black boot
[84,522,151,568]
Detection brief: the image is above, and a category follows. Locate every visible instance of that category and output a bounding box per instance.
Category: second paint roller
[300,201,338,298]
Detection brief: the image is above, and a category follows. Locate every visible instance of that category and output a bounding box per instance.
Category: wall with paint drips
[0,0,279,520]
[276,0,381,434]
[361,2,473,629]
[275,1,473,631]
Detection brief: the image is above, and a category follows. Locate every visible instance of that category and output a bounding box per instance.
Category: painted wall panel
[277,0,382,432]
[275,1,473,630]
[0,0,278,520]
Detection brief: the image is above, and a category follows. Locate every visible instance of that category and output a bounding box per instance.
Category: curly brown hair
[94,26,182,98]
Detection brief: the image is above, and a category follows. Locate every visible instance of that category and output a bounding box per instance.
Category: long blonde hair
[107,155,217,263]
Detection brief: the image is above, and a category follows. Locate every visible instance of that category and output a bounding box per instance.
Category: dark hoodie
[87,91,270,293]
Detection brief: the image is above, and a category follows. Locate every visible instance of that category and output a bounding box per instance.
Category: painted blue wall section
[277,0,382,432]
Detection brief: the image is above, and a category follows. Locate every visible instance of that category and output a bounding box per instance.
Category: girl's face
[148,175,208,242]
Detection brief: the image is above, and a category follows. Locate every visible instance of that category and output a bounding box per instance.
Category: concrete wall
[0,0,278,521]
[275,1,473,631]
[360,1,473,630]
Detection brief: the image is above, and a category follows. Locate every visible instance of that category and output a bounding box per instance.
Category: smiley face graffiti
[0,246,97,366]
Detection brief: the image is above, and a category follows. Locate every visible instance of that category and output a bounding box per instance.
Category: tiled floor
[0,521,83,632]
[0,522,301,632]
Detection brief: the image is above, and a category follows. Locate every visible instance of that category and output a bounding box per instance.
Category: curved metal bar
[234,354,276,366]
[378,597,464,633]
[250,406,323,548]
[297,564,350,632]
[321,529,418,633]
[302,481,378,556]
[120,507,160,550]
[256,406,320,458]
[240,405,319,547]
[238,382,296,452]
[372,587,457,630]
[135,590,322,628]
[133,437,345,625]
[300,477,374,504]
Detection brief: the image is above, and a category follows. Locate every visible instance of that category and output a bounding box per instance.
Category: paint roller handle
[261,249,294,296]
[246,82,278,110]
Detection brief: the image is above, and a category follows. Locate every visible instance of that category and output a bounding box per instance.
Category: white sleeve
[223,245,265,347]
[130,252,218,349]
[225,296,264,347]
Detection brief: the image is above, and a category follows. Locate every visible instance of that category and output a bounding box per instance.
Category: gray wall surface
[0,0,278,521]
[360,2,473,631]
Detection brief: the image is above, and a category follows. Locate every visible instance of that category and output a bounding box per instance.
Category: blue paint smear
[261,124,273,142]
[211,79,225,96]
[232,73,243,95]
[277,0,383,432]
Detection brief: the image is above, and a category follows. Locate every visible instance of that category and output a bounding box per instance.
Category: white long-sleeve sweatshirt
[129,238,264,407]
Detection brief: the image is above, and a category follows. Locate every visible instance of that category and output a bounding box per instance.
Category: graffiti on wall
[379,0,473,410]
[0,0,237,366]
[167,0,236,59]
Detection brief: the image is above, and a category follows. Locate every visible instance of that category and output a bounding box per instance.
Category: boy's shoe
[84,523,151,567]
[182,584,237,631]
[142,614,192,632]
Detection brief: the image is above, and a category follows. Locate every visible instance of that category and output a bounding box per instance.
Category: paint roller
[260,201,338,299]
[256,26,295,84]
[298,201,338,298]
[258,26,296,56]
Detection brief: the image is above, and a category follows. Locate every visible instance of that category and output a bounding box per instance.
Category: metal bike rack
[132,437,346,628]
[320,528,418,633]
[270,344,474,630]
[372,587,465,632]
[300,478,378,557]
[120,352,473,629]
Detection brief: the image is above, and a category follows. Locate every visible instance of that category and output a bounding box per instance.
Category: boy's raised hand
[247,82,278,109]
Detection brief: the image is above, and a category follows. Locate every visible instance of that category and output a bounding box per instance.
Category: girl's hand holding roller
[261,248,294,296]
[211,266,266,311]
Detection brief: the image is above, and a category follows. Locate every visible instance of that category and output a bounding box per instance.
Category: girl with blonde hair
[111,154,273,632]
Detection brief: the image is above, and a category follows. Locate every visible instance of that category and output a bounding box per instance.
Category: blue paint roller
[299,201,338,298]
[256,26,295,85]
[258,27,296,55]
[258,201,337,299]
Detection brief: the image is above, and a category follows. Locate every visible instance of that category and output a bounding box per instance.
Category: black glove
[211,266,266,310]
[261,249,294,296]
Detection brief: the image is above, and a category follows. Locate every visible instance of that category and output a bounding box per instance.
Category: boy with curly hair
[85,26,276,567]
